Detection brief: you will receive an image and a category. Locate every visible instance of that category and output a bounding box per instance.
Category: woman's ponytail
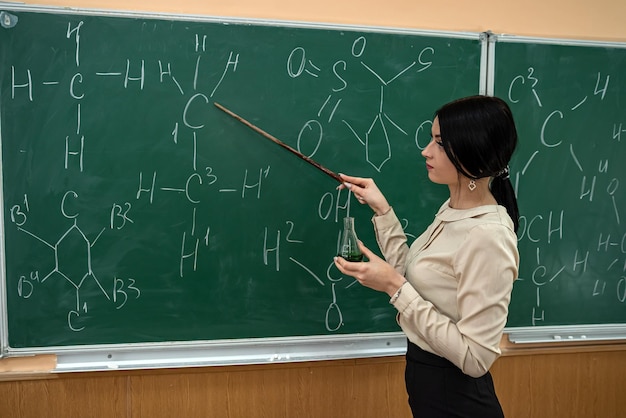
[491,174,519,233]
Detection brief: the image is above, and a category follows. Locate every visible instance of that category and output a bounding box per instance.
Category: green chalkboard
[493,38,626,329]
[0,8,482,350]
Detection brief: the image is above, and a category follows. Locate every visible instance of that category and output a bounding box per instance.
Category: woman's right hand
[337,173,391,216]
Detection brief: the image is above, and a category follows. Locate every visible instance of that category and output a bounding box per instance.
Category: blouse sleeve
[393,223,518,378]
[371,207,410,275]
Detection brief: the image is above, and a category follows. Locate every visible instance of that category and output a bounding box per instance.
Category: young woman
[334,95,519,418]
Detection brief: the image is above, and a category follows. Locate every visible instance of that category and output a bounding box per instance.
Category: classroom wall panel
[1,351,626,418]
[2,373,128,418]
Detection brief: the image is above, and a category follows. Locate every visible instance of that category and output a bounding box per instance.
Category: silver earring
[468,179,476,191]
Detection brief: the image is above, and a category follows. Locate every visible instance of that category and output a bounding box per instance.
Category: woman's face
[422,117,459,186]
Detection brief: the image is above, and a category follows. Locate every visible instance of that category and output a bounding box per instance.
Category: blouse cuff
[389,280,408,304]
[371,206,398,230]
[390,281,419,313]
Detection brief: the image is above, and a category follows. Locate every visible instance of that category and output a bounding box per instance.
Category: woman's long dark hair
[435,95,520,232]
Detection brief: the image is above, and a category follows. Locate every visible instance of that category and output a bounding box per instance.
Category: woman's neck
[448,178,496,209]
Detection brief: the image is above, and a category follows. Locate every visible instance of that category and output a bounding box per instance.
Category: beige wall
[18,0,626,42]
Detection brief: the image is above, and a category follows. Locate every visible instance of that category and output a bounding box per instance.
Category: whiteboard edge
[491,33,626,48]
[485,32,496,96]
[0,77,7,359]
[505,324,626,344]
[5,332,407,373]
[478,31,489,95]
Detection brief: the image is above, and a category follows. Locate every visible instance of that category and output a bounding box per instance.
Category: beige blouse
[373,200,519,378]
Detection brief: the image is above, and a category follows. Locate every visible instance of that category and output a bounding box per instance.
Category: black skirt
[405,340,505,418]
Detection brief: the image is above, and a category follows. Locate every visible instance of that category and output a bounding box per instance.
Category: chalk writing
[288,36,435,172]
[504,45,626,326]
[11,191,140,331]
[1,12,483,347]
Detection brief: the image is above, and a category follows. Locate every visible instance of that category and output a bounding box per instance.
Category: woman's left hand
[334,241,406,297]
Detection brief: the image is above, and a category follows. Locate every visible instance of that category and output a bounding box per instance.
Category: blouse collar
[435,198,500,222]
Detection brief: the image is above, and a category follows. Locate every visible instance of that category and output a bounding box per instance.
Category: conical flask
[339,217,363,262]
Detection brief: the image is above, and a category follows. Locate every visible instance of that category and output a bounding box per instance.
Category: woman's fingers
[357,241,376,260]
[338,173,365,185]
[337,173,389,213]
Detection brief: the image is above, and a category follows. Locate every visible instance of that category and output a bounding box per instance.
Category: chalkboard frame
[488,34,626,344]
[0,4,487,369]
[0,122,5,360]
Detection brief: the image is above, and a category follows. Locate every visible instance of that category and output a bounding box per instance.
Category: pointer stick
[214,102,343,183]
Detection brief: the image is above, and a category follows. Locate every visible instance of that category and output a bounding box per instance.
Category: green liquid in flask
[340,253,364,262]
[339,217,363,262]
